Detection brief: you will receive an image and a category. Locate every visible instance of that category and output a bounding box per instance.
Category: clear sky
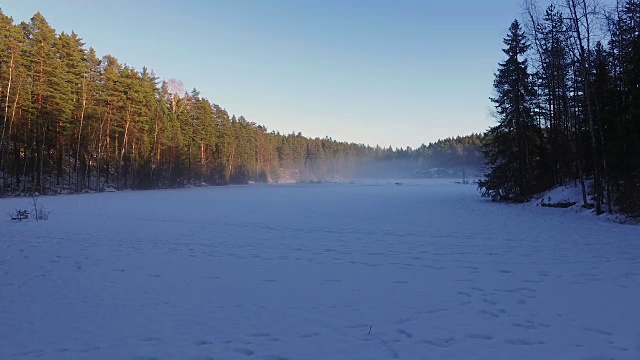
[2,0,522,148]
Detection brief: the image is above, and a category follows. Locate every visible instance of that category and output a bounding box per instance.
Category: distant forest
[480,0,640,216]
[0,10,482,196]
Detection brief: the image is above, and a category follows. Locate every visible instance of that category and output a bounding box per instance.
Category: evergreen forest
[480,0,640,216]
[0,10,480,195]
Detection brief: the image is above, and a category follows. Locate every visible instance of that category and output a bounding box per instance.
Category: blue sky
[3,0,522,148]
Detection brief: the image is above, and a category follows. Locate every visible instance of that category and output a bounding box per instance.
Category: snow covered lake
[1,180,639,359]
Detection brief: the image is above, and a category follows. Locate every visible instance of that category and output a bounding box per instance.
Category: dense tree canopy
[0,10,481,195]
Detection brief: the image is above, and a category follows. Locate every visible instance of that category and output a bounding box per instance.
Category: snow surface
[1,180,639,360]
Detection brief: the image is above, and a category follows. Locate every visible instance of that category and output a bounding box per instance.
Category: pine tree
[23,12,65,192]
[0,9,23,193]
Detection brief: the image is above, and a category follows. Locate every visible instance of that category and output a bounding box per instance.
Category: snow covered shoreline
[527,182,637,225]
[1,181,639,359]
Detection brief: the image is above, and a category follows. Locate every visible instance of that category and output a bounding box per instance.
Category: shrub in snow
[30,194,51,221]
[9,209,29,221]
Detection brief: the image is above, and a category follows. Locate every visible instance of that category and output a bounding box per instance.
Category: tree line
[0,10,485,195]
[480,0,640,216]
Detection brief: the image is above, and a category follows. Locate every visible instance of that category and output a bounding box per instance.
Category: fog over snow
[1,180,639,359]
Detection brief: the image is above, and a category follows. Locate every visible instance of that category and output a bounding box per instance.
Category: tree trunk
[0,50,15,194]
[568,0,602,214]
[75,74,87,191]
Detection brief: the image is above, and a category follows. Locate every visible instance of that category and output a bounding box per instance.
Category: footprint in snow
[193,340,213,346]
[611,345,629,352]
[347,324,370,329]
[420,337,456,348]
[481,298,498,306]
[234,348,255,356]
[393,318,412,325]
[466,334,494,340]
[298,332,320,338]
[262,355,289,360]
[504,338,545,346]
[582,327,613,336]
[13,350,44,356]
[248,333,270,338]
[479,310,500,318]
[79,346,101,353]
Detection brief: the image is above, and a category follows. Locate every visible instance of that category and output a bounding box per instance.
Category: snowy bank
[529,182,634,224]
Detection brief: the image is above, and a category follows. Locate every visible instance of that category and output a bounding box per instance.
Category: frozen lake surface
[1,180,639,359]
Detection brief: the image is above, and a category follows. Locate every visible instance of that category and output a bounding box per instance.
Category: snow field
[1,181,639,359]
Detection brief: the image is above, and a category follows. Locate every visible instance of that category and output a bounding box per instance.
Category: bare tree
[564,0,607,213]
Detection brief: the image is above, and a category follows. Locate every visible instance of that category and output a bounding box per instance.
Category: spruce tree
[480,20,543,201]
